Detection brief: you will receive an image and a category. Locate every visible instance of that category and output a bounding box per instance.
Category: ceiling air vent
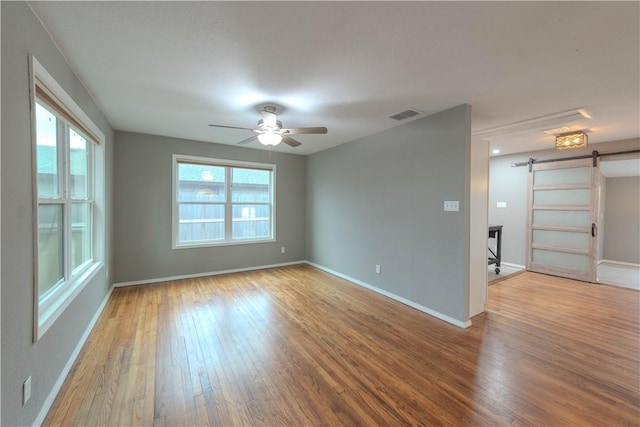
[389,108,422,121]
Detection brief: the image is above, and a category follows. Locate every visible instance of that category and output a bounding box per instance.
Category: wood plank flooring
[44,265,640,426]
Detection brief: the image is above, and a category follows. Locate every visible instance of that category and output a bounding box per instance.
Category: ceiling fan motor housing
[258,119,282,132]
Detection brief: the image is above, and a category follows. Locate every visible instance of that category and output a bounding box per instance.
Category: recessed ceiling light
[492,149,500,154]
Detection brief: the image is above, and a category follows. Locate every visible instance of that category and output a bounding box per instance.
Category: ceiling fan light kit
[555,131,588,150]
[257,132,282,146]
[208,105,327,149]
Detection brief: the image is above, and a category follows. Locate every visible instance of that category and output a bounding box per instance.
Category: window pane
[534,167,590,186]
[178,163,225,202]
[38,204,64,297]
[533,210,590,227]
[532,249,589,272]
[532,229,590,250]
[69,129,89,199]
[71,203,91,271]
[533,189,590,206]
[232,204,271,239]
[36,103,59,198]
[178,203,224,242]
[232,168,270,202]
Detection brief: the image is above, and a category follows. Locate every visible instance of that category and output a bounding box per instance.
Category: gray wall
[113,131,307,283]
[487,154,529,265]
[1,2,114,425]
[603,176,640,264]
[489,138,640,266]
[306,105,472,323]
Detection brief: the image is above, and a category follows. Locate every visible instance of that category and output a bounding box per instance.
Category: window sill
[37,261,104,340]
[173,237,276,250]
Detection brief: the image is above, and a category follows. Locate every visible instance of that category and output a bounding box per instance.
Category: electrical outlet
[375,264,381,274]
[280,247,285,254]
[23,376,31,405]
[497,202,507,208]
[444,201,459,212]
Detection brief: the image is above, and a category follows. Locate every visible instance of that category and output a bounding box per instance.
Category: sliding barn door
[526,157,600,282]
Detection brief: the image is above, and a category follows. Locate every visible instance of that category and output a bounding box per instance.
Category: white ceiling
[28,1,639,156]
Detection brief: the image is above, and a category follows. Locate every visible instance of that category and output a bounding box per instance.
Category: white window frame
[172,154,276,249]
[30,56,106,341]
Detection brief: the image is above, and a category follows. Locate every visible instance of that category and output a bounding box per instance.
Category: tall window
[173,155,275,248]
[32,56,105,339]
[36,102,94,294]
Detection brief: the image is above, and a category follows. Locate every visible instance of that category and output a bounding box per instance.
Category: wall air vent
[389,108,422,121]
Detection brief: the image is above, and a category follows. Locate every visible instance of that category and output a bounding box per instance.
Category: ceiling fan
[208,105,327,147]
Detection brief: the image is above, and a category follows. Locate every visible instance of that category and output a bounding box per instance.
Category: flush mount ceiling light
[555,131,588,150]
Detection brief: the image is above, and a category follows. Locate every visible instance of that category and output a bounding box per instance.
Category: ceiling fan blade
[237,135,257,145]
[282,127,328,135]
[282,135,302,147]
[261,110,277,128]
[209,124,255,131]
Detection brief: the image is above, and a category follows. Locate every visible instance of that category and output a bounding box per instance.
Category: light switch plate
[444,201,459,212]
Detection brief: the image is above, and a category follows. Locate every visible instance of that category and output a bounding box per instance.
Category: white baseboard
[597,280,640,291]
[34,284,114,426]
[598,259,640,268]
[500,262,526,269]
[113,261,306,288]
[305,261,472,329]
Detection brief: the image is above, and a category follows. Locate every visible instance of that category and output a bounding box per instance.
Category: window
[31,56,105,339]
[173,155,275,248]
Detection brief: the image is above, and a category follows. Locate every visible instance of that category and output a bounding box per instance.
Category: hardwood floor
[44,265,639,426]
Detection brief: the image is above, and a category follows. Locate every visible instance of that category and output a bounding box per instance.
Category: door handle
[592,223,597,237]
